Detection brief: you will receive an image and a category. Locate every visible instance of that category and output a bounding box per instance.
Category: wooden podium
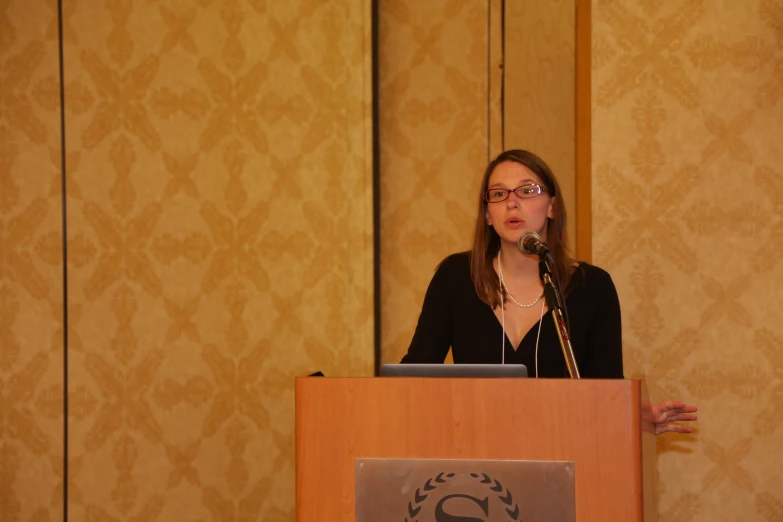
[295,377,657,521]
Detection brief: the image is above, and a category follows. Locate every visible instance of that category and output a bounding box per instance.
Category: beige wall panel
[503,0,576,253]
[488,0,504,159]
[379,0,489,363]
[575,0,592,261]
[63,0,373,520]
[504,0,577,254]
[593,0,783,520]
[1,0,64,519]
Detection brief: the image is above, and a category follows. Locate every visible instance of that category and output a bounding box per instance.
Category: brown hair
[469,149,577,309]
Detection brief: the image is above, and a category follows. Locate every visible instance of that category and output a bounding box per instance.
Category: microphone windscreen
[518,231,540,255]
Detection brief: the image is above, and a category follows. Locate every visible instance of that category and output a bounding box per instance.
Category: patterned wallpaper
[378,0,492,364]
[5,0,783,520]
[4,0,373,520]
[504,0,577,252]
[592,0,783,520]
[1,0,64,520]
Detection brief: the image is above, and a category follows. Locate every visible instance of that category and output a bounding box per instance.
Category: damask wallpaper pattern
[3,0,373,520]
[4,0,783,521]
[1,0,64,520]
[593,1,783,520]
[378,0,492,364]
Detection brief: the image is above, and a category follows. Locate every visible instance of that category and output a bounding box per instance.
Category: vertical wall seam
[500,0,506,151]
[56,0,69,519]
[371,0,381,374]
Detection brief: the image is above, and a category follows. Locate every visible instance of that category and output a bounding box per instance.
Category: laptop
[379,363,528,378]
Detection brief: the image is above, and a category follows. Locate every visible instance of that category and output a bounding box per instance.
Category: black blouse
[400,252,624,378]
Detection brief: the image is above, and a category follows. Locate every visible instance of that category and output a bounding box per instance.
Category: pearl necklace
[497,250,544,308]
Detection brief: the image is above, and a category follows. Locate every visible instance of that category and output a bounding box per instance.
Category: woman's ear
[485,208,492,225]
[547,198,555,219]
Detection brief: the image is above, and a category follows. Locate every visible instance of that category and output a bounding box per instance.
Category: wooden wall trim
[575,0,592,262]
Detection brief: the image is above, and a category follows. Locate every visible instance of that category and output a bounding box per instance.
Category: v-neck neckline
[489,303,546,352]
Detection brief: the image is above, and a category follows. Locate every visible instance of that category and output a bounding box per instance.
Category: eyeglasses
[483,183,547,203]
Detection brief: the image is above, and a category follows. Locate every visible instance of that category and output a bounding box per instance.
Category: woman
[400,149,696,435]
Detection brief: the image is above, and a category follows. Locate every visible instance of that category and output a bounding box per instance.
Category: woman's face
[484,161,554,246]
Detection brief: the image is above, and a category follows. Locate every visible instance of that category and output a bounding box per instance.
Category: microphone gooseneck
[517,231,581,378]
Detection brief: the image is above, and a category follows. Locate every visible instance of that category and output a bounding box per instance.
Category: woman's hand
[652,401,698,435]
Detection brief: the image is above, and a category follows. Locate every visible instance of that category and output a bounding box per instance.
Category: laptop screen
[379,363,528,378]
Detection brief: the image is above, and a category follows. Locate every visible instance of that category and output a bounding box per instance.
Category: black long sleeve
[400,256,455,363]
[580,267,624,378]
[400,252,624,379]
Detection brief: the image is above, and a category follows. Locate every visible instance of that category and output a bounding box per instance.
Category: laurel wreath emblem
[403,471,521,522]
[470,472,521,521]
[404,471,455,522]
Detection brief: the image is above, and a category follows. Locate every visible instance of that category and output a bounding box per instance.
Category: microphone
[518,231,549,257]
[518,231,580,378]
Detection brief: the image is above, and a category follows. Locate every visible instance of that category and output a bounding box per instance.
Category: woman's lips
[505,217,524,229]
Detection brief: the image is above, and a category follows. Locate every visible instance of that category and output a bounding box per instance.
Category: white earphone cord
[534,298,545,378]
[501,291,505,365]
